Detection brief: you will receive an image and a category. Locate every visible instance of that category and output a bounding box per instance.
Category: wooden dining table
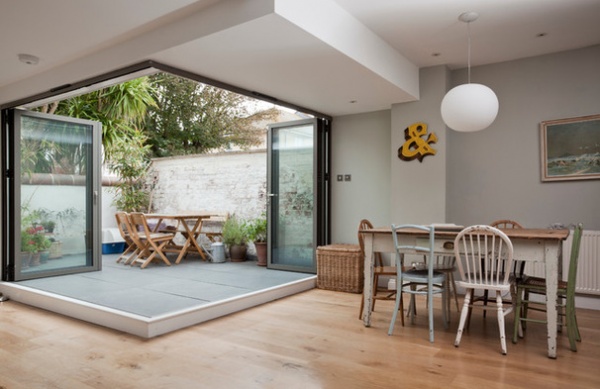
[144,212,220,264]
[360,226,570,359]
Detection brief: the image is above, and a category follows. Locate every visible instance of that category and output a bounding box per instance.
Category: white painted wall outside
[149,150,267,222]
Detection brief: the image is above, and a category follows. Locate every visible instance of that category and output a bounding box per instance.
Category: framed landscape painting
[541,114,600,182]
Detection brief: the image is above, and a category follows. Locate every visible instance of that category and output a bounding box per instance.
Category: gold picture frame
[541,114,600,182]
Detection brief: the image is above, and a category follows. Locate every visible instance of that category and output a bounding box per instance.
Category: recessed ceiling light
[18,53,40,65]
[536,33,548,38]
[432,53,441,57]
[349,100,357,104]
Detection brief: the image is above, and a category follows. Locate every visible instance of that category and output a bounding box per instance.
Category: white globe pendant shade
[441,83,499,132]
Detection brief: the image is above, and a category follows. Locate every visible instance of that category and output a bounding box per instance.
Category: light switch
[337,174,343,182]
[344,174,351,181]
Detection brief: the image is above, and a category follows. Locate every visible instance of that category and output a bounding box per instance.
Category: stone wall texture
[149,150,267,222]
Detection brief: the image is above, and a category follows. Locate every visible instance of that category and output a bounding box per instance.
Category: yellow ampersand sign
[398,122,437,162]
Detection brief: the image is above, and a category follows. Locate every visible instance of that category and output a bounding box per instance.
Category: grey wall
[390,66,449,225]
[330,110,391,244]
[447,45,600,230]
[330,45,600,245]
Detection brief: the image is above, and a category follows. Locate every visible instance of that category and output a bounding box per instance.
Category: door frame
[2,109,102,281]
[266,117,330,273]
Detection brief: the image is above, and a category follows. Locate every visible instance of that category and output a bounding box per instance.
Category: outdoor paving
[17,253,314,318]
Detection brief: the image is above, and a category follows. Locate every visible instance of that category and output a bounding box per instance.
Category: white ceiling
[1,0,599,116]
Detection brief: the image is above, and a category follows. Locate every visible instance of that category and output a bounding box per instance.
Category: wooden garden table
[144,212,219,264]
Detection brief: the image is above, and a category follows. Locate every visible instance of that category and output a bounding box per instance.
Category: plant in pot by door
[33,231,52,263]
[27,226,51,266]
[248,215,267,266]
[20,229,36,269]
[222,216,249,262]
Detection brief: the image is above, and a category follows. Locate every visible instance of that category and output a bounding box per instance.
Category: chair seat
[138,232,175,241]
[520,275,568,291]
[456,280,512,291]
[402,269,445,285]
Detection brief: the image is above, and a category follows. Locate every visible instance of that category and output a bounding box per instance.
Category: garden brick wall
[149,150,268,222]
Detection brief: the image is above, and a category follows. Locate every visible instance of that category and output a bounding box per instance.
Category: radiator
[524,229,600,296]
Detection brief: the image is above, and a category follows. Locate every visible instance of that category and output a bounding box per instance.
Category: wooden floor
[1,289,599,389]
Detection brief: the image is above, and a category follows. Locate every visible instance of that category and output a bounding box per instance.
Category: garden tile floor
[17,253,315,318]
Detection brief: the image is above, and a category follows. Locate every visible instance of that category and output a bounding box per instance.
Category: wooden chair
[128,212,176,269]
[114,212,139,264]
[358,219,398,321]
[490,219,523,230]
[512,223,583,351]
[200,213,230,243]
[432,255,460,318]
[454,225,514,355]
[388,224,447,343]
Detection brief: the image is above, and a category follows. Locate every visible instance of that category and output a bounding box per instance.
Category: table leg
[545,244,559,359]
[175,217,207,264]
[362,234,375,327]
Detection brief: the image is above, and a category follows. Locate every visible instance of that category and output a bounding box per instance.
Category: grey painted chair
[388,224,447,343]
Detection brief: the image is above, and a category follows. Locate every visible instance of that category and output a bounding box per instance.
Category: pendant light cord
[467,21,471,83]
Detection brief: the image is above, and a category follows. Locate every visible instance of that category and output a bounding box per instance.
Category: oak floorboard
[0,290,599,388]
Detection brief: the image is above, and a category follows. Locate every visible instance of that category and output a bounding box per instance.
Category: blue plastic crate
[102,242,125,254]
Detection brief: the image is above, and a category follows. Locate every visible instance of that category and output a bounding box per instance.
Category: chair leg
[522,289,529,331]
[512,285,523,344]
[566,295,580,351]
[408,287,417,324]
[372,274,380,312]
[358,290,365,320]
[116,244,136,264]
[448,272,460,312]
[455,288,473,347]
[496,291,507,355]
[388,280,404,336]
[482,290,489,318]
[427,285,434,343]
[441,280,449,330]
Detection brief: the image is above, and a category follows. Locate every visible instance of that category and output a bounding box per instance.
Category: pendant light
[441,12,499,132]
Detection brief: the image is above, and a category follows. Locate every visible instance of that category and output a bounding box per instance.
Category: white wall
[330,110,391,244]
[149,151,267,221]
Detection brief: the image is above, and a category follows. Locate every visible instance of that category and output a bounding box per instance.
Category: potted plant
[33,231,52,263]
[41,220,56,234]
[221,216,249,262]
[247,215,267,266]
[26,225,51,266]
[20,228,36,269]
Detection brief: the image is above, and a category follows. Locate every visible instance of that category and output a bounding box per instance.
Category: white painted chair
[453,225,514,355]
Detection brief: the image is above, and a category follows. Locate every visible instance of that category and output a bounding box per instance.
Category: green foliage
[107,130,152,212]
[247,214,267,242]
[221,216,249,246]
[20,207,51,252]
[31,231,51,252]
[53,77,157,162]
[144,73,272,157]
[20,230,36,253]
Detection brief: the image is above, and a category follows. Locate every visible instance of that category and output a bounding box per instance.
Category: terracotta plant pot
[229,244,247,262]
[254,241,267,266]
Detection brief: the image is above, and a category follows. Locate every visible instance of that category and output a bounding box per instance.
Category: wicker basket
[316,244,363,293]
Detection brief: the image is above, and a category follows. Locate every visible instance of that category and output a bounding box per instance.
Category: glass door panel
[7,109,101,281]
[267,118,328,273]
